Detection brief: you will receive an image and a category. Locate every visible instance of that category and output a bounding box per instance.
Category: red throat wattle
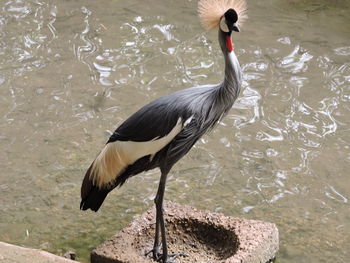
[226,35,233,52]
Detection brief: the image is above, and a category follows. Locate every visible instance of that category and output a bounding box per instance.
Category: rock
[91,202,279,263]
[0,242,79,263]
[64,251,77,260]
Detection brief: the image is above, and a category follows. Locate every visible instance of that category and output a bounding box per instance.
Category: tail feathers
[80,186,109,212]
[80,163,110,212]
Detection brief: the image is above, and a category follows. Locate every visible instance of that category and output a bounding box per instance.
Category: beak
[231,23,240,33]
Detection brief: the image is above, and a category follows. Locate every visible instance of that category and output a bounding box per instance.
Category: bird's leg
[151,203,161,259]
[145,210,161,259]
[145,171,168,261]
[146,171,188,263]
[154,171,168,263]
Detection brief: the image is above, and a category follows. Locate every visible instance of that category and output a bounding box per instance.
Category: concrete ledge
[92,202,278,263]
[0,241,79,263]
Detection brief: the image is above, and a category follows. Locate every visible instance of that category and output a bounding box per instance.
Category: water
[0,0,349,262]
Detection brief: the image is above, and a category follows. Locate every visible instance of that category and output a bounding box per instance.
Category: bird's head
[219,9,239,52]
[220,9,240,34]
[198,0,248,52]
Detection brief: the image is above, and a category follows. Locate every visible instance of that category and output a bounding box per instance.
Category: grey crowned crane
[80,0,247,262]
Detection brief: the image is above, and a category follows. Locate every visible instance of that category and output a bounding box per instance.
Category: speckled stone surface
[91,202,279,263]
[0,241,79,263]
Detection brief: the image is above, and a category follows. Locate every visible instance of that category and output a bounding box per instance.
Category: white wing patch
[90,116,193,188]
[184,115,194,126]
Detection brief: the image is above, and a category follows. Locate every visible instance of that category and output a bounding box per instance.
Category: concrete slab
[0,242,79,263]
[91,202,279,263]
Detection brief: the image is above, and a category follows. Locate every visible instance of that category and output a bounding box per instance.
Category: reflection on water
[0,0,349,262]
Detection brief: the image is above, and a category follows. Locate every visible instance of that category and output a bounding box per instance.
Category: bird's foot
[145,247,161,261]
[157,254,188,263]
[145,249,188,263]
[167,253,189,262]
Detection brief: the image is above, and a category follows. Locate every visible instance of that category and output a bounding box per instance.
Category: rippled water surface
[1,0,349,262]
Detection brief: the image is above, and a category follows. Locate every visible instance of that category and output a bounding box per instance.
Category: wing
[165,118,203,165]
[81,94,193,194]
[80,85,217,211]
[107,84,215,142]
[108,95,187,142]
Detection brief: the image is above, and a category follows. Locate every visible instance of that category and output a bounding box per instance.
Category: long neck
[217,30,242,102]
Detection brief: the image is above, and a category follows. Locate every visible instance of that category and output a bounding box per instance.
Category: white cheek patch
[220,17,229,33]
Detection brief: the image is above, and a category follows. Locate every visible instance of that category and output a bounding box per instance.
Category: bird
[80,0,247,262]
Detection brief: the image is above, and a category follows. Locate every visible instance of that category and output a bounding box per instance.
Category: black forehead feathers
[224,8,238,24]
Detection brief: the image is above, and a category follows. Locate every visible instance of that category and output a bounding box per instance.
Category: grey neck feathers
[217,30,242,104]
